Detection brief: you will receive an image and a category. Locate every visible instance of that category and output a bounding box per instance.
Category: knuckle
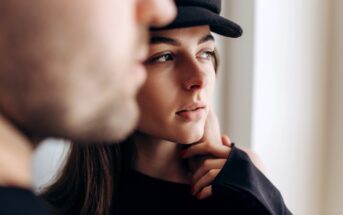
[205,140,213,146]
[208,169,217,177]
[203,159,211,167]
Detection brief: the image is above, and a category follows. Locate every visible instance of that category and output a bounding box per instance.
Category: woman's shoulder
[234,146,267,174]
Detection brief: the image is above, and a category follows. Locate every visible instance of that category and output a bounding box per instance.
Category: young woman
[42,1,292,215]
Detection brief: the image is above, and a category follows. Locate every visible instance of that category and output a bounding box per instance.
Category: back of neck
[0,114,33,189]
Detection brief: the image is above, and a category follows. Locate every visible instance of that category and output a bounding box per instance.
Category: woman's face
[137,26,216,144]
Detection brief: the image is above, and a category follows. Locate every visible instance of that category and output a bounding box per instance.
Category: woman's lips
[176,107,206,121]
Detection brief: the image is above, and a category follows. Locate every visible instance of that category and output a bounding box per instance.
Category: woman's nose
[182,63,208,91]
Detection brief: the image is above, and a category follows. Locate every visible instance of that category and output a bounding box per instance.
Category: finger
[187,156,208,173]
[192,169,220,195]
[192,159,226,183]
[222,135,233,147]
[197,185,212,200]
[181,142,210,159]
[181,142,230,159]
[201,108,221,143]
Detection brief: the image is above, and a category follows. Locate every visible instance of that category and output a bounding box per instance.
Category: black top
[0,187,50,215]
[113,146,292,215]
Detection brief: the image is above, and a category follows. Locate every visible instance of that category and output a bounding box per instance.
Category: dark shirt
[0,187,50,215]
[113,145,292,215]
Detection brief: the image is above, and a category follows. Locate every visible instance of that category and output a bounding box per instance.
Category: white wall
[324,0,343,214]
[251,1,329,214]
[219,1,343,214]
[216,0,255,149]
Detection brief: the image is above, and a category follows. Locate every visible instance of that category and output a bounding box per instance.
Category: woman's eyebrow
[198,34,215,45]
[150,34,214,46]
[150,36,181,46]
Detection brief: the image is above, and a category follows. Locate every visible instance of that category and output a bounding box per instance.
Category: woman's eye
[198,50,215,60]
[147,53,174,64]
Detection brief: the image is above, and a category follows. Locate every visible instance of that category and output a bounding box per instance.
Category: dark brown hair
[40,141,133,215]
[41,51,219,215]
[213,49,220,72]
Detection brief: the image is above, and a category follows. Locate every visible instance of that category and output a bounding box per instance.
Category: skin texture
[0,115,32,188]
[0,0,176,187]
[137,26,216,144]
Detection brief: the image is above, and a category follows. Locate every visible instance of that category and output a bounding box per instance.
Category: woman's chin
[174,130,204,145]
[174,122,207,143]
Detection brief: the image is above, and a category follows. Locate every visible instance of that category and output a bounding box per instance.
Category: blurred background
[32,0,343,214]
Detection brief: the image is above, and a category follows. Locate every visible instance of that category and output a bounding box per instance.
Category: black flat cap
[151,0,243,38]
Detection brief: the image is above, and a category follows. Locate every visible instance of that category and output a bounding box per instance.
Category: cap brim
[151,6,243,38]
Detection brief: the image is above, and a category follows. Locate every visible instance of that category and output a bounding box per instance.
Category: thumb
[222,135,233,147]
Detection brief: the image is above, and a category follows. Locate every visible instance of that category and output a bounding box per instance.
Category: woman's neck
[133,133,192,184]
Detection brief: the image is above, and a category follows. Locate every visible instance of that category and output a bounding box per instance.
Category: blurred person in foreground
[0,0,176,214]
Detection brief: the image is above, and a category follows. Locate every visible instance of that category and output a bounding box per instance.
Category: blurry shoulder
[234,146,267,175]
